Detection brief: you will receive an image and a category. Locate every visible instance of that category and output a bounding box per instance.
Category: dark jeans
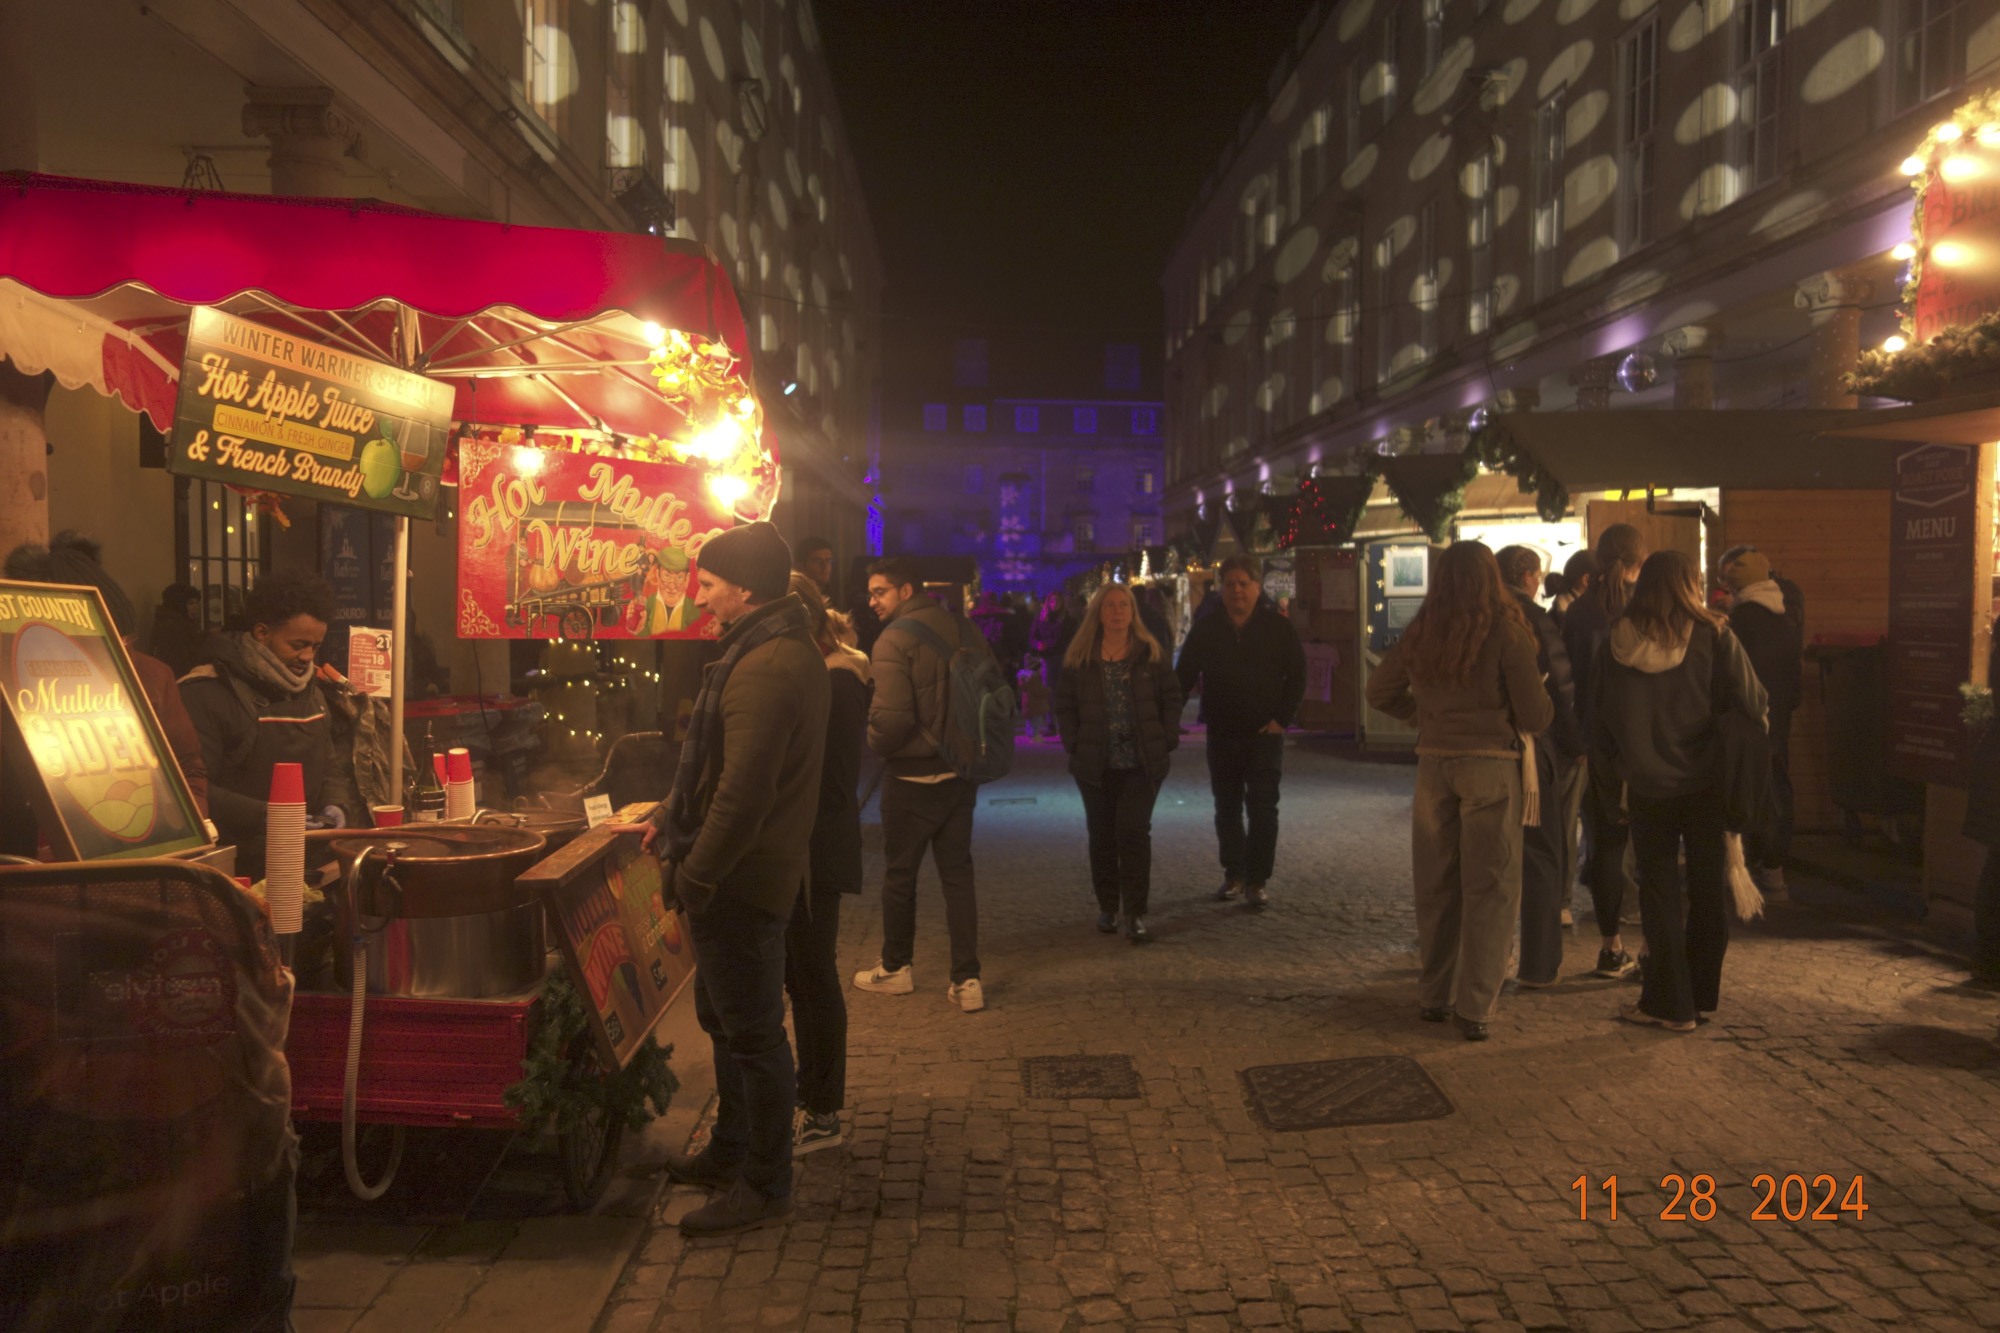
[1519,754,1575,985]
[784,887,847,1116]
[1583,795,1636,939]
[1078,768,1161,916]
[1974,848,2000,981]
[1208,731,1283,885]
[1629,790,1729,1024]
[880,776,980,983]
[1748,711,1794,868]
[688,893,795,1200]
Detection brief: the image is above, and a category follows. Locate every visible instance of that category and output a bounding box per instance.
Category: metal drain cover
[1022,1053,1142,1099]
[1239,1056,1454,1131]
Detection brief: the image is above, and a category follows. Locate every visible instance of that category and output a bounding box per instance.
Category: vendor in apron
[180,569,349,879]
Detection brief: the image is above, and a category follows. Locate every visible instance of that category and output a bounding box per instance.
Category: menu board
[518,818,694,1068]
[455,440,729,642]
[1886,443,1979,783]
[168,306,456,520]
[0,580,209,860]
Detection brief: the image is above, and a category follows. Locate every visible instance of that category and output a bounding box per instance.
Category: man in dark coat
[1175,555,1307,907]
[1498,546,1583,987]
[642,522,830,1237]
[1721,547,1804,895]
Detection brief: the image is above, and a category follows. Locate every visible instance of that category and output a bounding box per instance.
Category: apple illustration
[358,427,402,499]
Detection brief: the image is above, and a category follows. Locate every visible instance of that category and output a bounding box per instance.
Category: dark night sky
[814,1,1319,342]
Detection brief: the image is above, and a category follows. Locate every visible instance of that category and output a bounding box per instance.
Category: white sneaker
[948,978,985,1012]
[853,961,913,994]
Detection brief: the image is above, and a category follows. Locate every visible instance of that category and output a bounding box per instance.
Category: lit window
[964,404,988,431]
[1734,0,1786,191]
[1415,199,1438,361]
[1015,405,1039,433]
[1465,150,1494,334]
[964,465,984,493]
[1076,464,1096,493]
[1422,0,1446,79]
[1896,0,1967,111]
[1133,519,1157,546]
[1619,17,1659,251]
[1137,468,1157,495]
[1074,407,1098,435]
[1073,519,1096,550]
[923,404,948,431]
[1532,92,1566,299]
[1131,407,1158,435]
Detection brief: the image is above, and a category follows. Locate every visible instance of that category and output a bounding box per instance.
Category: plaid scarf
[660,596,811,864]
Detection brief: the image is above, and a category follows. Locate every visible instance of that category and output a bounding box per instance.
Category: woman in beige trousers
[1366,542,1554,1041]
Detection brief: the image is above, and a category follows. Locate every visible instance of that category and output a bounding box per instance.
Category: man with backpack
[854,556,1015,1012]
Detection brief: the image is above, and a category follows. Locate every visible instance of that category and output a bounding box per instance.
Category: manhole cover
[1022,1054,1142,1099]
[1239,1056,1454,1131]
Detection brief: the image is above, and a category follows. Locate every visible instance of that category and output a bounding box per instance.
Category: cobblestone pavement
[602,738,2000,1333]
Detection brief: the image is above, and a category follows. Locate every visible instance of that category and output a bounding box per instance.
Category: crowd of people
[9,519,1999,1244]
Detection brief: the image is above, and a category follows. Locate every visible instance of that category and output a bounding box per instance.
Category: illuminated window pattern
[1735,0,1787,192]
[1896,0,1967,111]
[1532,92,1566,300]
[1015,405,1040,433]
[923,404,947,431]
[964,404,988,431]
[1465,150,1494,335]
[1074,407,1099,435]
[1618,16,1659,251]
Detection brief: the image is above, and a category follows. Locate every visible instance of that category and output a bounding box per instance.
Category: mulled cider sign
[455,440,730,641]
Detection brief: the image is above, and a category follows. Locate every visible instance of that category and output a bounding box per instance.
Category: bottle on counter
[411,723,447,822]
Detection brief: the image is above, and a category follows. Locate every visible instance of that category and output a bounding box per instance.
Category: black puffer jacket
[1516,592,1583,762]
[1054,646,1184,783]
[1727,584,1803,718]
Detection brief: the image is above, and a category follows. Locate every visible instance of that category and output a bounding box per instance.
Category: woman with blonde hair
[1589,549,1765,1031]
[1366,542,1553,1040]
[1055,582,1184,943]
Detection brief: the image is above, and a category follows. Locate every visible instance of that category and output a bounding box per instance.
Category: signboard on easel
[0,580,209,860]
[1886,443,1979,783]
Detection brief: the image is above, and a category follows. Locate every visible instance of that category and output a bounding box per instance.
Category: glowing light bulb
[513,445,546,474]
[708,474,751,506]
[642,321,664,346]
[1901,156,1928,176]
[1942,155,1985,182]
[1936,122,1964,142]
[1932,241,1971,266]
[1882,335,1908,353]
[1892,242,1917,261]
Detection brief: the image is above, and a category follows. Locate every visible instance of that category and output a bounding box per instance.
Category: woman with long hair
[1563,523,1646,979]
[1055,583,1184,943]
[783,572,871,1152]
[1589,550,1766,1031]
[1367,542,1553,1040]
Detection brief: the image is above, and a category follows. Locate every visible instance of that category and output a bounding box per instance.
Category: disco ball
[1617,351,1658,392]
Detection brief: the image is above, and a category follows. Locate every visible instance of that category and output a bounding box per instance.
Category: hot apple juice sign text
[168,307,457,520]
[454,443,730,641]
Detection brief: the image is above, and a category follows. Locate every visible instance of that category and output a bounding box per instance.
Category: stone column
[1569,356,1618,411]
[1662,325,1720,410]
[1794,271,1873,410]
[242,87,364,197]
[0,364,53,557]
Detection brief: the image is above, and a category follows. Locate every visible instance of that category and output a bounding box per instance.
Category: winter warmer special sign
[455,441,730,641]
[0,580,208,860]
[168,307,457,520]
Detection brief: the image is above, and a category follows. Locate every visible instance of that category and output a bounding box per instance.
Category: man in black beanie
[641,520,830,1235]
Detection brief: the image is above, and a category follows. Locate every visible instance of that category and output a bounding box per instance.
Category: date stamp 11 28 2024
[1572,1174,1869,1223]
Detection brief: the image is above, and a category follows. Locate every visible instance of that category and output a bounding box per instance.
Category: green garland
[1465,423,1570,523]
[504,963,679,1137]
[1371,450,1479,543]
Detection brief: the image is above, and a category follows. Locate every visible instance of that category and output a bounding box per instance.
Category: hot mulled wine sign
[454,441,731,641]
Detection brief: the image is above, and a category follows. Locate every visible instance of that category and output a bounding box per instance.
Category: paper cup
[371,805,404,827]
[268,762,304,804]
[446,747,474,784]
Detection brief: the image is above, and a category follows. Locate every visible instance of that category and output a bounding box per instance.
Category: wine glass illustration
[392,418,433,502]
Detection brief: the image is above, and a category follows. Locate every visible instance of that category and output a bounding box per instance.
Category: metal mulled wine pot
[323,826,549,999]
